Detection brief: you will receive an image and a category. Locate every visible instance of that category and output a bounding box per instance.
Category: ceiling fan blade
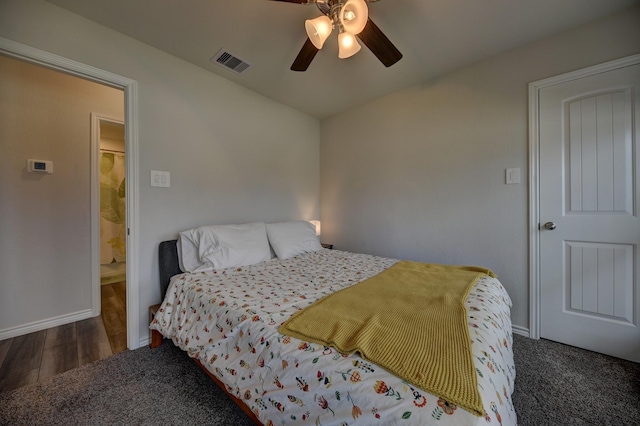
[269,0,313,3]
[356,18,402,67]
[291,38,319,71]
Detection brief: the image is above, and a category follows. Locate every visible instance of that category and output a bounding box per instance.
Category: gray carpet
[0,342,254,426]
[0,335,638,425]
[512,335,640,426]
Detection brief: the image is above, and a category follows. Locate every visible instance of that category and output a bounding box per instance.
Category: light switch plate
[151,170,170,187]
[506,168,520,184]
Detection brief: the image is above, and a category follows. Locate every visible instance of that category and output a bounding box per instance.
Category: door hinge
[127,228,130,236]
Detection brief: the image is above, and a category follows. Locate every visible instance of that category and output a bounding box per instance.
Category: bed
[150,222,517,426]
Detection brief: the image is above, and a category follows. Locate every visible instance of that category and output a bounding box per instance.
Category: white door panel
[539,63,640,362]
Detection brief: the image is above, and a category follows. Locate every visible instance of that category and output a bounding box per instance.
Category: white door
[538,62,640,362]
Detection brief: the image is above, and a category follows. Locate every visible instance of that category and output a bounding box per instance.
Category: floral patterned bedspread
[151,249,517,426]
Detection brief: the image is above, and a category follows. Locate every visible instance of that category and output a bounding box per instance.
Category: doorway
[529,54,640,362]
[96,117,127,353]
[0,37,140,349]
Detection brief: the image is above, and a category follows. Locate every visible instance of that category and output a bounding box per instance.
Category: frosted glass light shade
[340,0,368,35]
[309,220,321,236]
[305,16,333,49]
[338,32,361,58]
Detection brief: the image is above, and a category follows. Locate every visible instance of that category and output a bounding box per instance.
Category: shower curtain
[100,151,126,265]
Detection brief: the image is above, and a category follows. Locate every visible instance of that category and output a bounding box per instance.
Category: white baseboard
[511,324,530,337]
[138,336,150,348]
[0,309,95,341]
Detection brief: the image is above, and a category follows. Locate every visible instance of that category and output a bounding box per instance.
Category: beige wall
[0,0,320,345]
[320,6,640,331]
[100,122,125,152]
[100,137,125,153]
[0,55,124,331]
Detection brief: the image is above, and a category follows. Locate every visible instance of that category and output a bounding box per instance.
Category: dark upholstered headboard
[159,239,181,298]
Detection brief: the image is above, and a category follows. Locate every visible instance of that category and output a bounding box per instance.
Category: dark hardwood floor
[101,280,127,354]
[0,281,127,393]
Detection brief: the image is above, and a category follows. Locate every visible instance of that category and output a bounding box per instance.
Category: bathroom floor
[101,281,127,354]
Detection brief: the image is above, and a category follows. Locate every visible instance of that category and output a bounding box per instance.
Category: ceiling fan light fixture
[340,0,368,35]
[338,31,361,59]
[305,15,333,49]
[282,0,403,71]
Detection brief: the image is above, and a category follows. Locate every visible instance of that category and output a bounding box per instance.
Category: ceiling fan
[272,0,402,71]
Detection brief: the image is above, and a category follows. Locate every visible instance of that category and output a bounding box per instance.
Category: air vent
[210,49,251,75]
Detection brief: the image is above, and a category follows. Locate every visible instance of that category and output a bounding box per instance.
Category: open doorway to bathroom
[2,37,140,359]
[0,43,136,391]
[95,116,127,354]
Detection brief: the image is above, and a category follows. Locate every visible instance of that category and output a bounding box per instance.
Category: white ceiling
[48,0,639,119]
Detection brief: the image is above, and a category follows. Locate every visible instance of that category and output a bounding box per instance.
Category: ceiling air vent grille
[210,49,251,75]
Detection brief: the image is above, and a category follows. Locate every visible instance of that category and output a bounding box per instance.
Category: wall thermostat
[27,159,54,174]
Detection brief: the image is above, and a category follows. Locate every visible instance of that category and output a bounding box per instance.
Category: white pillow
[176,238,186,272]
[176,235,201,273]
[179,222,271,272]
[266,221,323,260]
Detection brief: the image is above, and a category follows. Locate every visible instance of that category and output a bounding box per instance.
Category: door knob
[544,222,557,230]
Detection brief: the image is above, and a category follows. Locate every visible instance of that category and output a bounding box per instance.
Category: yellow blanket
[279,261,496,417]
